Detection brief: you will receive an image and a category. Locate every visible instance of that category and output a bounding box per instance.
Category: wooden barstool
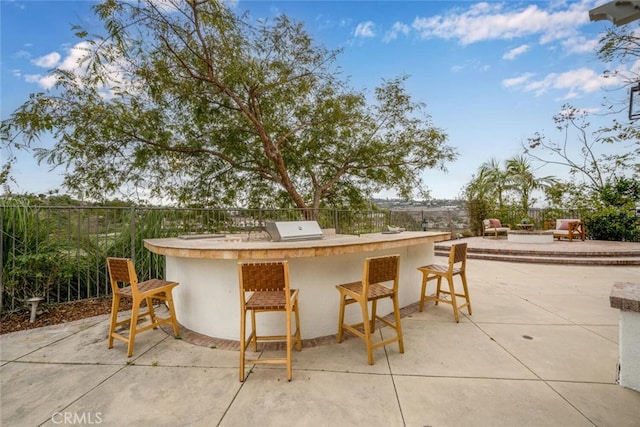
[106,257,180,357]
[238,260,302,381]
[416,243,471,322]
[336,254,404,365]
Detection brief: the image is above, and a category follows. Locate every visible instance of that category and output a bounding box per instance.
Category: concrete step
[434,248,640,266]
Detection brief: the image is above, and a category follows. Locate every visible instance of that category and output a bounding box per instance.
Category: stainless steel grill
[265,221,324,241]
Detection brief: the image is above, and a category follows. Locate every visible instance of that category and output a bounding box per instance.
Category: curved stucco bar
[144,231,450,340]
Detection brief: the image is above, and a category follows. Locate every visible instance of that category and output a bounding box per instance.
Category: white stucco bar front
[144,231,450,340]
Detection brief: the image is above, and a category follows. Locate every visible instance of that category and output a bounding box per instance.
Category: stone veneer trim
[610,282,640,312]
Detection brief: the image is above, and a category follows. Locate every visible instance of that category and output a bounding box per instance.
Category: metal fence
[1,204,576,313]
[1,205,454,313]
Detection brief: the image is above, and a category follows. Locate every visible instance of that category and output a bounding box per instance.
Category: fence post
[130,207,136,264]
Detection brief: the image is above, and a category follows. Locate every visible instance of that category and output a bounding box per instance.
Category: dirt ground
[1,297,133,335]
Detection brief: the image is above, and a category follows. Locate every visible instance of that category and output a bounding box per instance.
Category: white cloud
[39,74,60,90]
[383,21,410,43]
[151,0,184,13]
[24,74,42,84]
[15,50,31,59]
[450,59,491,73]
[504,67,624,98]
[57,41,92,72]
[31,52,61,68]
[552,68,604,93]
[23,41,93,90]
[24,73,58,89]
[562,36,599,54]
[23,44,93,90]
[503,44,529,60]
[354,21,375,38]
[315,14,351,31]
[502,72,535,88]
[411,1,591,45]
[222,0,239,8]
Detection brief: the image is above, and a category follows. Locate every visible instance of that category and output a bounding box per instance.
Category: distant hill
[373,198,464,210]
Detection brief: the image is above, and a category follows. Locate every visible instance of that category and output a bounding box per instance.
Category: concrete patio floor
[1,258,640,426]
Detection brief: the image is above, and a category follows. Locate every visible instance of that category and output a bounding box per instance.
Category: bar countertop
[144,231,451,260]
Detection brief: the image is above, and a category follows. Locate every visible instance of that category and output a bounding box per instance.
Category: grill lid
[265,221,324,242]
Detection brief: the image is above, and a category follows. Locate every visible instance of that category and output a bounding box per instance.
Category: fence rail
[1,204,576,313]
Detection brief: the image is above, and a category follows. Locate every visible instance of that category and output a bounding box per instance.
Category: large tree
[524,22,640,212]
[596,23,640,88]
[1,0,455,211]
[525,104,639,196]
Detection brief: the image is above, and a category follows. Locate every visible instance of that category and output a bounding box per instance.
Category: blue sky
[1,0,636,203]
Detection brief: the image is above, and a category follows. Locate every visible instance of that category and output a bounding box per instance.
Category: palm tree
[506,155,558,212]
[478,158,509,210]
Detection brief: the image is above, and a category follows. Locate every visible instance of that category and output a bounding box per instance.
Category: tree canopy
[1,0,456,210]
[464,155,557,213]
[596,23,640,86]
[525,103,639,205]
[516,25,639,212]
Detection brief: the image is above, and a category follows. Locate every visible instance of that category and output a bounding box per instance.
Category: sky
[1,0,638,203]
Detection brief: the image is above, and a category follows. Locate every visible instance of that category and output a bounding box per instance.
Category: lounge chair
[482,218,510,238]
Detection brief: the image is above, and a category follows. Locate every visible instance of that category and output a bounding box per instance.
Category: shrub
[583,207,640,242]
[466,198,492,236]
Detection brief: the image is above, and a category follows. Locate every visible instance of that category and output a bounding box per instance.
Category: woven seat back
[240,261,286,292]
[445,243,468,274]
[365,255,399,285]
[107,257,139,293]
[452,243,467,264]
